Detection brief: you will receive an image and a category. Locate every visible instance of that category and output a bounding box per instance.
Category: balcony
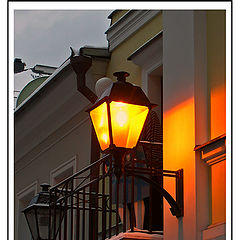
[46,138,183,240]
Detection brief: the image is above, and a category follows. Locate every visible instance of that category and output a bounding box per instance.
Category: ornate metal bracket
[125,167,184,218]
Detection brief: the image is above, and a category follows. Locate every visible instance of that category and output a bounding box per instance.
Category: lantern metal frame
[86,71,157,178]
[22,183,63,240]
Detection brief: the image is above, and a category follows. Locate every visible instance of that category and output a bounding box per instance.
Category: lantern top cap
[113,71,130,82]
[86,71,157,112]
[40,183,51,192]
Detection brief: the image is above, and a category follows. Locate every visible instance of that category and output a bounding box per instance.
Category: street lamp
[87,71,155,178]
[22,183,62,240]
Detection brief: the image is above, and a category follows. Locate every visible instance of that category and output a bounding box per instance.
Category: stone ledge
[202,222,226,240]
[107,229,163,240]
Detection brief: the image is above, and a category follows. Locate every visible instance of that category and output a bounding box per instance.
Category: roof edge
[14,59,72,116]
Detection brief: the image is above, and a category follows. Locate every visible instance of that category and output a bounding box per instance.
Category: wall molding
[15,117,89,174]
[50,155,78,186]
[16,180,38,200]
[202,222,226,240]
[128,31,163,95]
[106,10,161,51]
[194,134,226,166]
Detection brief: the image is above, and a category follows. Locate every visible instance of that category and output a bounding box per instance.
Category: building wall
[163,10,226,240]
[207,10,226,140]
[14,110,92,240]
[206,10,226,226]
[163,10,197,240]
[106,11,163,86]
[14,56,109,240]
[107,9,226,240]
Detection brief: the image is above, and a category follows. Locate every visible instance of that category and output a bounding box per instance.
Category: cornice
[106,10,161,51]
[194,134,226,166]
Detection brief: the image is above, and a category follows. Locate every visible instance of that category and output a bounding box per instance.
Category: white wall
[163,10,196,240]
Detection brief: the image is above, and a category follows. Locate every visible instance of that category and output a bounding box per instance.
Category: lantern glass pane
[25,208,38,240]
[38,206,63,240]
[37,207,49,239]
[110,101,149,148]
[90,102,110,151]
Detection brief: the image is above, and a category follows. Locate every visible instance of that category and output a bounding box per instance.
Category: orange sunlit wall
[211,160,226,224]
[207,10,226,139]
[206,10,226,224]
[164,97,196,239]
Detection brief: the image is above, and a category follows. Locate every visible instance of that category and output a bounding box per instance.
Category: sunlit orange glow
[211,86,226,139]
[110,101,149,148]
[163,97,196,230]
[90,102,110,151]
[211,160,226,224]
[163,98,195,168]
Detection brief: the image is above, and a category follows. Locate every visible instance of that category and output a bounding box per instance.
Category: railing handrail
[49,153,111,191]
[50,168,111,205]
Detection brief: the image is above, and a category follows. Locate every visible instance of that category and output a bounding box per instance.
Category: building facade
[14,10,226,240]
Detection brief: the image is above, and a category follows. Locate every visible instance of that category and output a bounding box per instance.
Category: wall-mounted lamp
[86,71,156,179]
[87,71,184,219]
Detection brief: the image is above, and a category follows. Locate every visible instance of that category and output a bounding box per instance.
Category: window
[50,156,77,239]
[50,156,77,186]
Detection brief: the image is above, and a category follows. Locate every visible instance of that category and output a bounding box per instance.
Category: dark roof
[14,46,110,116]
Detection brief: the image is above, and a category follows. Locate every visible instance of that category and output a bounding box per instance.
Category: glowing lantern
[87,72,155,152]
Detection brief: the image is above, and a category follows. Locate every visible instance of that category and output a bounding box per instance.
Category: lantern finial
[40,183,51,192]
[113,71,130,82]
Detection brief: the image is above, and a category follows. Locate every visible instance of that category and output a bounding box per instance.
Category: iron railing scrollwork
[48,143,183,240]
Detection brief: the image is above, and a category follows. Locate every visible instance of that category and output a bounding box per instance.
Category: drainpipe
[70,48,98,104]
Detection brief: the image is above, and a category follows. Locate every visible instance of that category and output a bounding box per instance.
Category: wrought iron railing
[48,142,183,240]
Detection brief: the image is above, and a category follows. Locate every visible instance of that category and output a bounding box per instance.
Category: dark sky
[14,10,112,69]
[14,10,112,94]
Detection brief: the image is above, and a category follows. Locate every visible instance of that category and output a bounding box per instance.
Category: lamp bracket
[125,166,184,218]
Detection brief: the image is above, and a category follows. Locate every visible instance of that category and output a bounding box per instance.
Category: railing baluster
[48,190,52,240]
[76,192,80,240]
[130,156,135,232]
[82,187,85,240]
[94,189,98,240]
[149,174,153,232]
[108,159,112,238]
[116,178,119,235]
[123,156,127,232]
[64,183,68,240]
[58,201,62,240]
[102,163,106,239]
[70,180,73,240]
[53,190,57,240]
[89,185,92,240]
